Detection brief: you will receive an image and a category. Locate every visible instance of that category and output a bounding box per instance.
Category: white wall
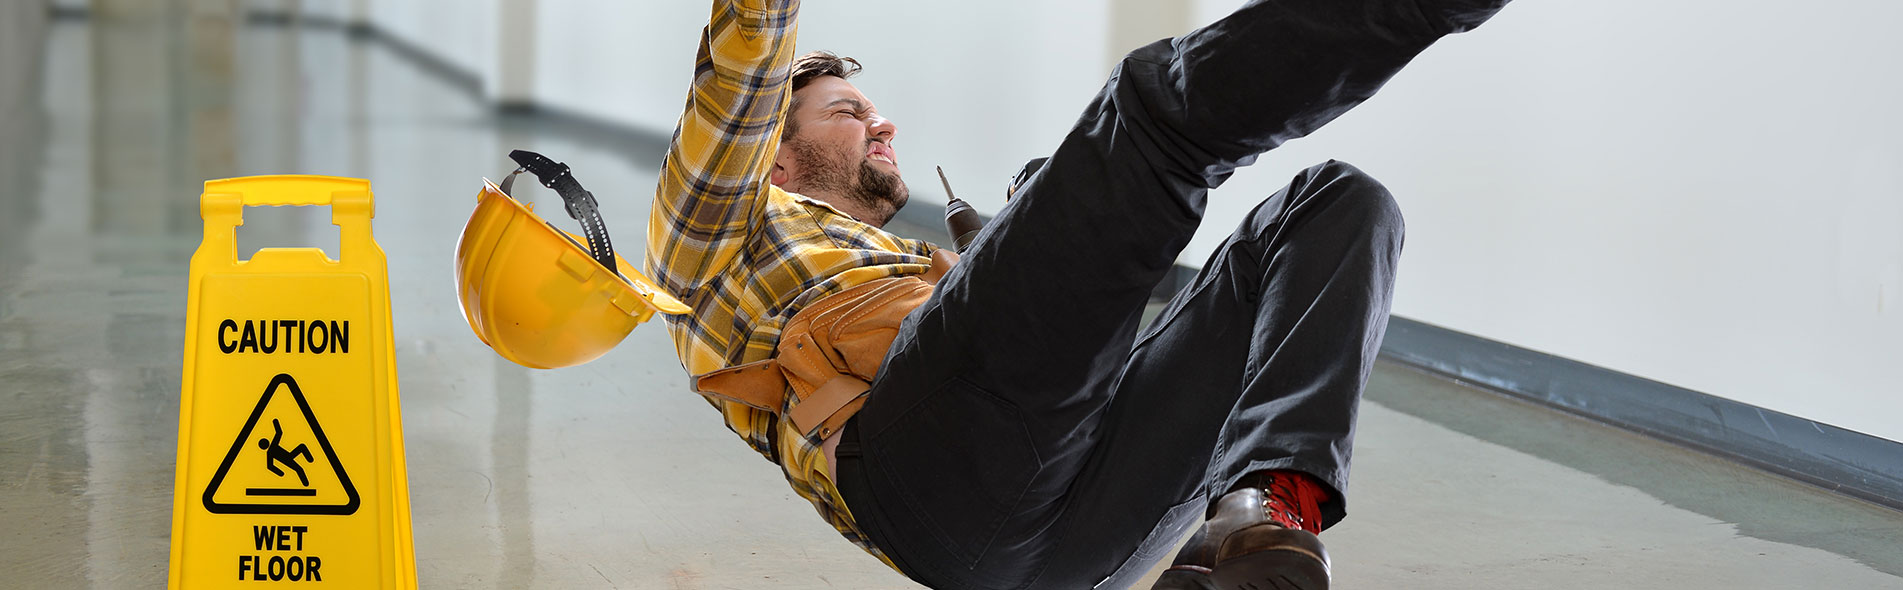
[315,0,1903,443]
[519,0,1112,199]
[1184,0,1903,443]
[364,0,498,89]
[522,0,694,131]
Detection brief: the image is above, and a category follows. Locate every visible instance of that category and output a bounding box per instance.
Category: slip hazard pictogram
[202,374,360,515]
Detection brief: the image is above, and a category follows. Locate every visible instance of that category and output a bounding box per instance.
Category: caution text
[219,319,349,355]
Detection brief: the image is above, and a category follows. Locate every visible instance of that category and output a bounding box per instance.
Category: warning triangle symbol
[202,373,360,515]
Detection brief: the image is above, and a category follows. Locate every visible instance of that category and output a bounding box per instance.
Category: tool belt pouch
[694,250,955,441]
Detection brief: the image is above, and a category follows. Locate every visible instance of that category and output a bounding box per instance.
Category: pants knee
[1305,160,1404,240]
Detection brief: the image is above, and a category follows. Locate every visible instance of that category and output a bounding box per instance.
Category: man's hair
[783,51,862,140]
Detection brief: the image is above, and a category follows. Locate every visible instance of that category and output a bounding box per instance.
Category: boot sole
[1208,548,1330,590]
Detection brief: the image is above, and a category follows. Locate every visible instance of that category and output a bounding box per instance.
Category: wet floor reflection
[1364,363,1903,577]
[492,357,536,588]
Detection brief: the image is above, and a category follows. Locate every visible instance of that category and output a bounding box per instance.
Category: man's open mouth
[867,142,896,165]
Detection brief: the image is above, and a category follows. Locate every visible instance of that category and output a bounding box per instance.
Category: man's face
[775,75,908,225]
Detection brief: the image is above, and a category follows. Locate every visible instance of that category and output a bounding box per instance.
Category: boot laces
[1260,472,1326,535]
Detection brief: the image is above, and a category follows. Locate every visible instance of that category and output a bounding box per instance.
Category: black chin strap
[499,149,618,274]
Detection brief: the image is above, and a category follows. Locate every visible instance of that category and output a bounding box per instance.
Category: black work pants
[836,1,1509,588]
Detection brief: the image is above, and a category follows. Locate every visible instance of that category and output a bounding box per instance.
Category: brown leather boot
[1150,525,1218,590]
[1203,471,1332,590]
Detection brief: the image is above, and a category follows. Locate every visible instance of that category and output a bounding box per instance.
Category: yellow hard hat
[455,150,689,369]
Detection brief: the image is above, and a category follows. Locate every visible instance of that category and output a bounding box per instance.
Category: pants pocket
[868,377,1042,569]
[1093,497,1205,590]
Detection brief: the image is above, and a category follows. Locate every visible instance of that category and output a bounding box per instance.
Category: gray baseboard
[1380,316,1903,511]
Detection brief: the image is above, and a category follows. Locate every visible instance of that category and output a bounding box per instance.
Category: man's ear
[770,153,792,187]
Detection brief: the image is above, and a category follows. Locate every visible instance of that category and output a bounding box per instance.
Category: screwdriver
[938,166,984,252]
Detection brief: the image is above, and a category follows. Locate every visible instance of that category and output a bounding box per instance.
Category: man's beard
[789,137,909,223]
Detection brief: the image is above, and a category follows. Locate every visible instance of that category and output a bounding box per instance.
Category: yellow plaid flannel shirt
[645,0,939,570]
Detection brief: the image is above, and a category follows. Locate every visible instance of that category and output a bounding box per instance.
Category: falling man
[646,1,1515,588]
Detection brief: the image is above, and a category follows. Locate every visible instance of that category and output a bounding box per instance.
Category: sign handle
[199,175,377,267]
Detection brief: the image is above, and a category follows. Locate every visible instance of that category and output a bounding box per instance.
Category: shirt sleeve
[646,0,801,294]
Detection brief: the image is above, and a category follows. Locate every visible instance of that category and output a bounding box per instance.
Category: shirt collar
[784,189,861,222]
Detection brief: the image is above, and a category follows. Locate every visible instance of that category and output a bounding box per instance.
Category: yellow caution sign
[170,176,415,588]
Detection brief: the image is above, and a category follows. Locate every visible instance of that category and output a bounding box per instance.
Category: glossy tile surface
[2,11,1900,590]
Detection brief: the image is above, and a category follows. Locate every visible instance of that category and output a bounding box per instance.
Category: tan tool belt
[693,249,957,440]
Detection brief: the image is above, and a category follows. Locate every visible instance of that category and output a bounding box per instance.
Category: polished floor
[4,12,1902,590]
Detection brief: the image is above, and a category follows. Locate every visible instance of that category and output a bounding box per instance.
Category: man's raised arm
[647,0,799,294]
